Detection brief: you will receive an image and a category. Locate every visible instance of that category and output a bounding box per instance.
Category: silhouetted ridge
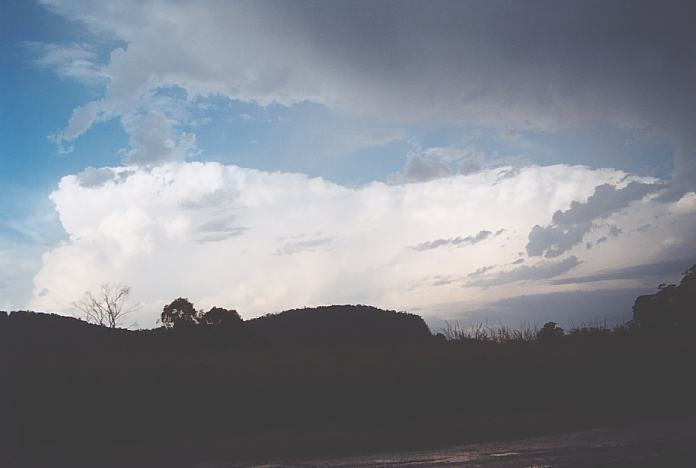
[247,304,431,346]
[3,271,696,467]
[0,310,128,351]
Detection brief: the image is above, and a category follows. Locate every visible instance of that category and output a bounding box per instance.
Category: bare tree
[73,283,139,328]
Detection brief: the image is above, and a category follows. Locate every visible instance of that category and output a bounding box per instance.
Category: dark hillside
[0,310,129,352]
[0,304,431,350]
[246,305,431,346]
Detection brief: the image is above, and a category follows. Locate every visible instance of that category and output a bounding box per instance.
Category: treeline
[1,265,695,467]
[155,299,432,347]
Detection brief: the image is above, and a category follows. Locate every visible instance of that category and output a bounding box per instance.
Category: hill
[2,270,696,467]
[246,305,431,346]
[0,304,432,351]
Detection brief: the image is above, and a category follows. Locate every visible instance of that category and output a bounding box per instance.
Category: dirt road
[228,418,695,467]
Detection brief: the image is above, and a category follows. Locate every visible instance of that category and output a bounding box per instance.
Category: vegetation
[632,264,696,331]
[1,265,695,467]
[72,282,139,329]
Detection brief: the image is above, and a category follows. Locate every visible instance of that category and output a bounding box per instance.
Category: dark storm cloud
[279,0,696,193]
[45,0,696,189]
[261,1,696,164]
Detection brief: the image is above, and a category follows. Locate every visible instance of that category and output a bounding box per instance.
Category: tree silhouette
[161,297,198,329]
[200,307,242,328]
[633,264,696,331]
[72,283,139,328]
[536,321,564,341]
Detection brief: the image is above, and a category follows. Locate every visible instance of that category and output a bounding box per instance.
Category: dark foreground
[3,289,696,467]
[237,418,696,467]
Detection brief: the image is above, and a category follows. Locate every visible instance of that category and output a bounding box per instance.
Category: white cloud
[27,162,695,327]
[27,42,106,85]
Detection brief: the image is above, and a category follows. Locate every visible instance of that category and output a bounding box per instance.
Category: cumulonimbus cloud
[27,162,696,327]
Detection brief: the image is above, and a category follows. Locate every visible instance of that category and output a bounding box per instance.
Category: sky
[1,0,695,329]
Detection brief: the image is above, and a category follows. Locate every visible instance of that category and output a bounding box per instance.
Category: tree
[632,264,696,332]
[200,307,243,328]
[537,321,564,341]
[161,298,198,329]
[73,283,139,328]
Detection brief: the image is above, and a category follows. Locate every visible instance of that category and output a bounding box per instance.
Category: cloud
[424,287,652,331]
[37,0,696,190]
[396,146,484,183]
[275,237,334,256]
[401,151,452,183]
[526,222,592,258]
[30,163,652,325]
[550,257,696,286]
[467,265,496,279]
[411,229,497,252]
[75,166,136,187]
[26,42,106,85]
[119,111,199,165]
[195,215,249,243]
[552,183,658,226]
[526,182,657,258]
[467,256,581,287]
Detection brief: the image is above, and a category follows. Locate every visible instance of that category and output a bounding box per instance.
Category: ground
[202,418,696,467]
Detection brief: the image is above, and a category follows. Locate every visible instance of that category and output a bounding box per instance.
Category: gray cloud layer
[527,182,657,258]
[42,0,696,189]
[550,256,696,286]
[468,256,580,287]
[424,287,650,332]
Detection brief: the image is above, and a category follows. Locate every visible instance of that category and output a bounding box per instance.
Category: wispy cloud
[26,42,106,85]
[468,256,581,287]
[412,229,502,252]
[275,237,334,256]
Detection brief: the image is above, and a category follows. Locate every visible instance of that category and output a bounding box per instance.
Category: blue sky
[1,1,695,327]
